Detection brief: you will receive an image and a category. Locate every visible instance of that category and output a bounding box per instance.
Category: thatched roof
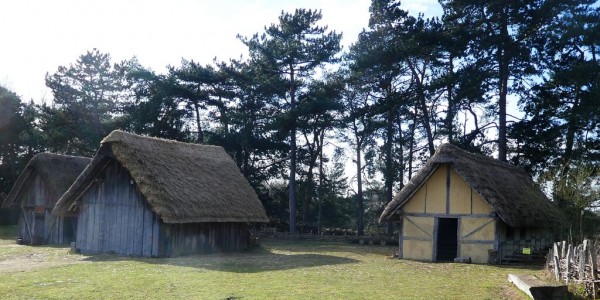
[379,144,565,228]
[53,130,268,223]
[2,153,91,208]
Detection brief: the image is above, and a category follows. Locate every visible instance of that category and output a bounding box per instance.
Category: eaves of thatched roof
[53,130,269,223]
[379,144,566,228]
[2,153,91,208]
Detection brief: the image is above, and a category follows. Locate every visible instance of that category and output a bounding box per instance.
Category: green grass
[0,226,540,299]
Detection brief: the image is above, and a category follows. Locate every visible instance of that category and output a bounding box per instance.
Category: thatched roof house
[2,153,91,245]
[53,130,268,257]
[380,144,564,264]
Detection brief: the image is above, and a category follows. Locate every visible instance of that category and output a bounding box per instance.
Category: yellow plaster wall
[471,191,491,214]
[460,244,494,264]
[403,184,426,213]
[460,218,495,241]
[403,240,433,261]
[403,216,434,239]
[425,165,447,213]
[449,169,471,214]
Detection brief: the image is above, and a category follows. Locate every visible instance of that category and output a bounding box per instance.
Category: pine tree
[239,9,342,233]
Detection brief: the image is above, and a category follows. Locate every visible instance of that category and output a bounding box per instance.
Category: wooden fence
[546,239,599,298]
[252,228,398,245]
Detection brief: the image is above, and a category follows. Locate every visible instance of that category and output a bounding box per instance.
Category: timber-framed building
[380,144,564,264]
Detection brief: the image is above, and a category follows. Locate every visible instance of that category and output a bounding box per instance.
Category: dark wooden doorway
[33,213,45,245]
[436,218,458,262]
[63,217,76,243]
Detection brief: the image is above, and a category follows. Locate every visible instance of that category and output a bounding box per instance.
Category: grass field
[0,226,541,299]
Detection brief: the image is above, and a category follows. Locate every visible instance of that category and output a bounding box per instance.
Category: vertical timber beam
[432,217,439,262]
[398,217,403,259]
[446,165,451,214]
[457,217,461,258]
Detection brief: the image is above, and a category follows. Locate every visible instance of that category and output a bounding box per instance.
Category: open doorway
[436,218,458,261]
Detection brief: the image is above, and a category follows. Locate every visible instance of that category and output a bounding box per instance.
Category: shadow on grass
[260,237,397,256]
[488,264,546,271]
[0,226,18,239]
[81,246,359,273]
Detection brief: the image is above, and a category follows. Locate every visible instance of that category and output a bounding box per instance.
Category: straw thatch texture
[53,130,268,223]
[379,144,565,228]
[2,153,91,208]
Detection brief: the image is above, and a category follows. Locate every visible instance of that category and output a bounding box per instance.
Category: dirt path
[0,243,89,274]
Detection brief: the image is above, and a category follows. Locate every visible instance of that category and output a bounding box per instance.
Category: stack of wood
[546,239,599,298]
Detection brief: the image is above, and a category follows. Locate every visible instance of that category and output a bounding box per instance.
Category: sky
[0,0,442,104]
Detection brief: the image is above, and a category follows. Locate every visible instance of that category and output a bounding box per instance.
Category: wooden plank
[398,218,403,259]
[554,256,560,281]
[508,274,568,300]
[588,240,597,284]
[152,214,159,257]
[142,205,153,257]
[577,243,587,280]
[76,204,85,251]
[566,245,573,283]
[20,208,33,244]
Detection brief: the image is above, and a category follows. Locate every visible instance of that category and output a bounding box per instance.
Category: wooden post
[546,248,553,270]
[588,240,597,297]
[553,243,561,281]
[561,241,566,259]
[21,208,34,245]
[579,245,587,280]
[566,245,573,283]
[508,274,568,300]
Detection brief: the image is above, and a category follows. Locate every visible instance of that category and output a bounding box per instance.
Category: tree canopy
[2,1,599,237]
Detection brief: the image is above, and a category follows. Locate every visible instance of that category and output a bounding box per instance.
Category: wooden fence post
[566,245,573,283]
[554,242,561,281]
[579,245,587,280]
[588,241,597,297]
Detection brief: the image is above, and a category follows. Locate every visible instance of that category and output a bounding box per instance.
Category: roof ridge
[102,130,223,149]
[438,143,524,172]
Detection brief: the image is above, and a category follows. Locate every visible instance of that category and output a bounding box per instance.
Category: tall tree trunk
[408,104,418,180]
[446,54,455,143]
[408,63,435,156]
[303,131,320,225]
[497,6,510,162]
[194,102,204,143]
[288,67,297,234]
[317,132,324,235]
[304,167,314,225]
[356,143,364,236]
[243,148,250,178]
[384,109,394,236]
[562,92,581,175]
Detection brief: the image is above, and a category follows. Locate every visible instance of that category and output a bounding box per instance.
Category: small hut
[379,144,565,264]
[53,130,268,257]
[2,153,91,245]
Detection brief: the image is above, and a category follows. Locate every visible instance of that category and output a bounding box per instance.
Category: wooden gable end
[75,159,160,257]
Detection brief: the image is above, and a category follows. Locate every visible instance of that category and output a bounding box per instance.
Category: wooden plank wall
[75,160,249,257]
[159,222,249,257]
[17,174,73,245]
[497,223,554,260]
[76,160,160,257]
